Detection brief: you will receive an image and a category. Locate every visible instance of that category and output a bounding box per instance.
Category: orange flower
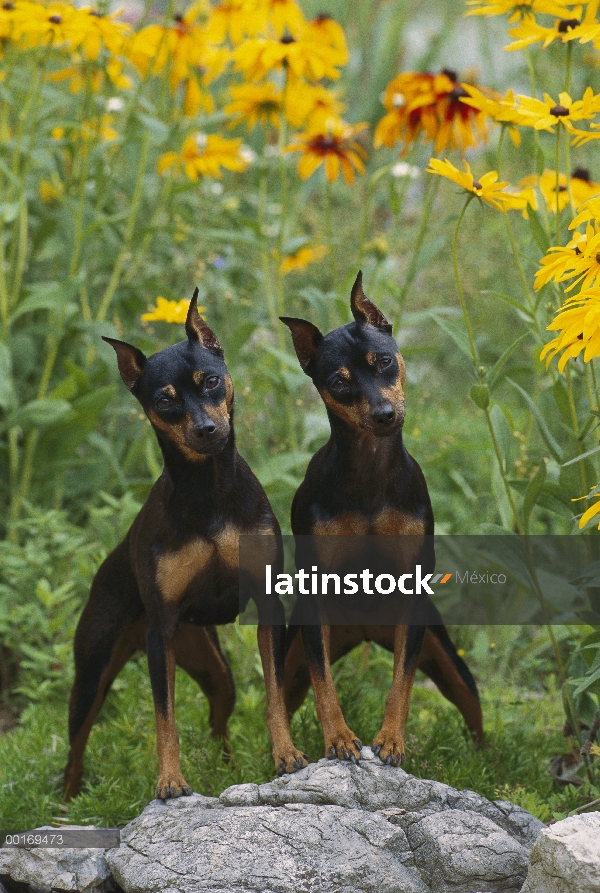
[286,119,368,184]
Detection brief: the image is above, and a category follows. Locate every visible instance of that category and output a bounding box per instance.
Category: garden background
[0,0,599,828]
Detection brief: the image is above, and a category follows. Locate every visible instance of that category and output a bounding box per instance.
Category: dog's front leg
[373,623,426,766]
[146,624,192,798]
[257,624,309,775]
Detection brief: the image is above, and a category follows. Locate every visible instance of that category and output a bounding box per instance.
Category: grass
[0,625,589,829]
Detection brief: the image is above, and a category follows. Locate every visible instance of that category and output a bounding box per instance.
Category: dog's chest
[156,525,240,605]
[314,508,424,536]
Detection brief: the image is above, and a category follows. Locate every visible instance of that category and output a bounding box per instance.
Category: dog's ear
[102,337,147,393]
[185,287,223,354]
[350,271,392,333]
[280,316,324,375]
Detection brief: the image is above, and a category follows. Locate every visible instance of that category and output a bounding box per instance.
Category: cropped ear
[350,271,392,333]
[102,337,147,393]
[280,316,324,375]
[185,287,223,354]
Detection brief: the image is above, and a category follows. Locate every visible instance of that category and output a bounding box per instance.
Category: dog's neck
[156,428,238,496]
[325,410,408,491]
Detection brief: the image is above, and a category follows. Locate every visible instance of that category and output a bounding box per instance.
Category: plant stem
[393,174,440,330]
[324,177,338,293]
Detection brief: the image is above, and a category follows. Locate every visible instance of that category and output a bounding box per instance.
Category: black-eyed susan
[284,81,345,129]
[427,157,525,212]
[258,0,305,37]
[158,133,251,180]
[570,194,600,227]
[286,118,368,184]
[575,482,600,529]
[518,167,600,216]
[535,221,600,291]
[279,243,327,273]
[66,6,130,60]
[374,69,492,155]
[540,288,600,371]
[232,31,343,82]
[224,82,283,130]
[142,296,206,323]
[460,84,531,144]
[515,88,600,133]
[465,0,576,21]
[205,0,263,45]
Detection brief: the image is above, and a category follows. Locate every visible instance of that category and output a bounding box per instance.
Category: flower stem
[393,173,440,330]
[325,177,339,293]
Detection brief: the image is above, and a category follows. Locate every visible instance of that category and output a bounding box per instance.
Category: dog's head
[103,290,233,461]
[282,272,406,436]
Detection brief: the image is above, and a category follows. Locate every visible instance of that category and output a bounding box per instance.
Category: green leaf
[506,377,561,460]
[536,147,545,176]
[488,332,530,390]
[562,443,600,467]
[428,310,473,361]
[413,236,446,275]
[7,398,71,430]
[470,384,490,409]
[572,664,600,697]
[10,280,78,323]
[0,343,15,411]
[255,452,313,488]
[553,377,573,424]
[522,462,547,532]
[489,403,513,471]
[527,207,550,254]
[479,290,534,319]
[135,113,170,144]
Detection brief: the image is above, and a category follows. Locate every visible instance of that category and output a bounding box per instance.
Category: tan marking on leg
[156,539,214,602]
[154,639,190,798]
[257,626,307,774]
[373,625,415,764]
[174,624,235,740]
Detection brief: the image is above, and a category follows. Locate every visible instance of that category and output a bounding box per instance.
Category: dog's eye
[378,356,393,371]
[330,377,346,393]
[206,376,220,390]
[156,395,173,409]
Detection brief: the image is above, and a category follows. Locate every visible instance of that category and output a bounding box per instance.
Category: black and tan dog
[64,291,307,801]
[281,272,483,766]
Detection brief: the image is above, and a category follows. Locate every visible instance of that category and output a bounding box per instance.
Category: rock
[0,826,117,893]
[520,811,600,893]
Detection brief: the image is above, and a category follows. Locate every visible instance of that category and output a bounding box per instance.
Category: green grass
[0,627,591,829]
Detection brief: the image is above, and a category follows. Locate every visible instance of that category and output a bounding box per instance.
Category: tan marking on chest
[371,509,425,536]
[312,514,369,568]
[157,539,215,602]
[213,524,240,568]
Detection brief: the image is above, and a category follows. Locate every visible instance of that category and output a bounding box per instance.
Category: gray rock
[520,811,600,892]
[0,826,114,892]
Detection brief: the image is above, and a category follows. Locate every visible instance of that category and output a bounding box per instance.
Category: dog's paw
[275,748,310,776]
[372,730,405,767]
[155,773,193,799]
[325,728,362,763]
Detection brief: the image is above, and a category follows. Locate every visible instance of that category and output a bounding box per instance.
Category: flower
[284,82,346,129]
[286,119,368,184]
[158,133,251,180]
[426,158,526,212]
[465,0,576,22]
[142,296,206,323]
[535,221,600,292]
[514,88,600,133]
[517,167,600,216]
[205,0,264,45]
[575,484,600,529]
[504,10,600,50]
[39,179,64,203]
[374,69,491,155]
[540,288,600,371]
[224,82,283,130]
[460,84,529,144]
[257,0,305,37]
[279,244,327,273]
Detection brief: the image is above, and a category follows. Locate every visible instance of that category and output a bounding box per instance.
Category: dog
[281,272,483,766]
[64,290,307,800]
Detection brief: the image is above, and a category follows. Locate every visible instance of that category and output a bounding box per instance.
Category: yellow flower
[465,0,576,22]
[540,288,600,372]
[81,114,118,142]
[535,222,600,292]
[158,133,251,180]
[142,296,206,323]
[286,118,368,184]
[577,486,600,529]
[279,244,327,273]
[39,179,63,203]
[426,158,526,212]
[284,81,345,129]
[374,69,491,156]
[205,0,263,46]
[504,10,600,50]
[232,30,344,82]
[224,82,283,130]
[257,0,305,37]
[518,167,600,216]
[67,6,130,60]
[515,88,600,133]
[460,84,530,144]
[51,126,65,140]
[570,194,600,227]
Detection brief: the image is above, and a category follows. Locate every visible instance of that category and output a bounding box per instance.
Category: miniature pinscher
[64,291,307,801]
[281,272,483,766]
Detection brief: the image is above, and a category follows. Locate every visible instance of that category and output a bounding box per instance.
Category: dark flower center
[449,85,469,101]
[550,104,569,117]
[558,18,580,32]
[596,253,600,264]
[574,246,582,255]
[280,34,295,44]
[49,14,62,24]
[320,136,337,150]
[314,13,332,22]
[573,167,591,182]
[558,185,567,192]
[473,180,482,190]
[441,68,458,82]
[174,13,183,21]
[89,9,103,16]
[2,2,14,9]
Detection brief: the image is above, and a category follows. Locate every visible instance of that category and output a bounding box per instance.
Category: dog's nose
[196,420,217,437]
[373,405,395,426]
